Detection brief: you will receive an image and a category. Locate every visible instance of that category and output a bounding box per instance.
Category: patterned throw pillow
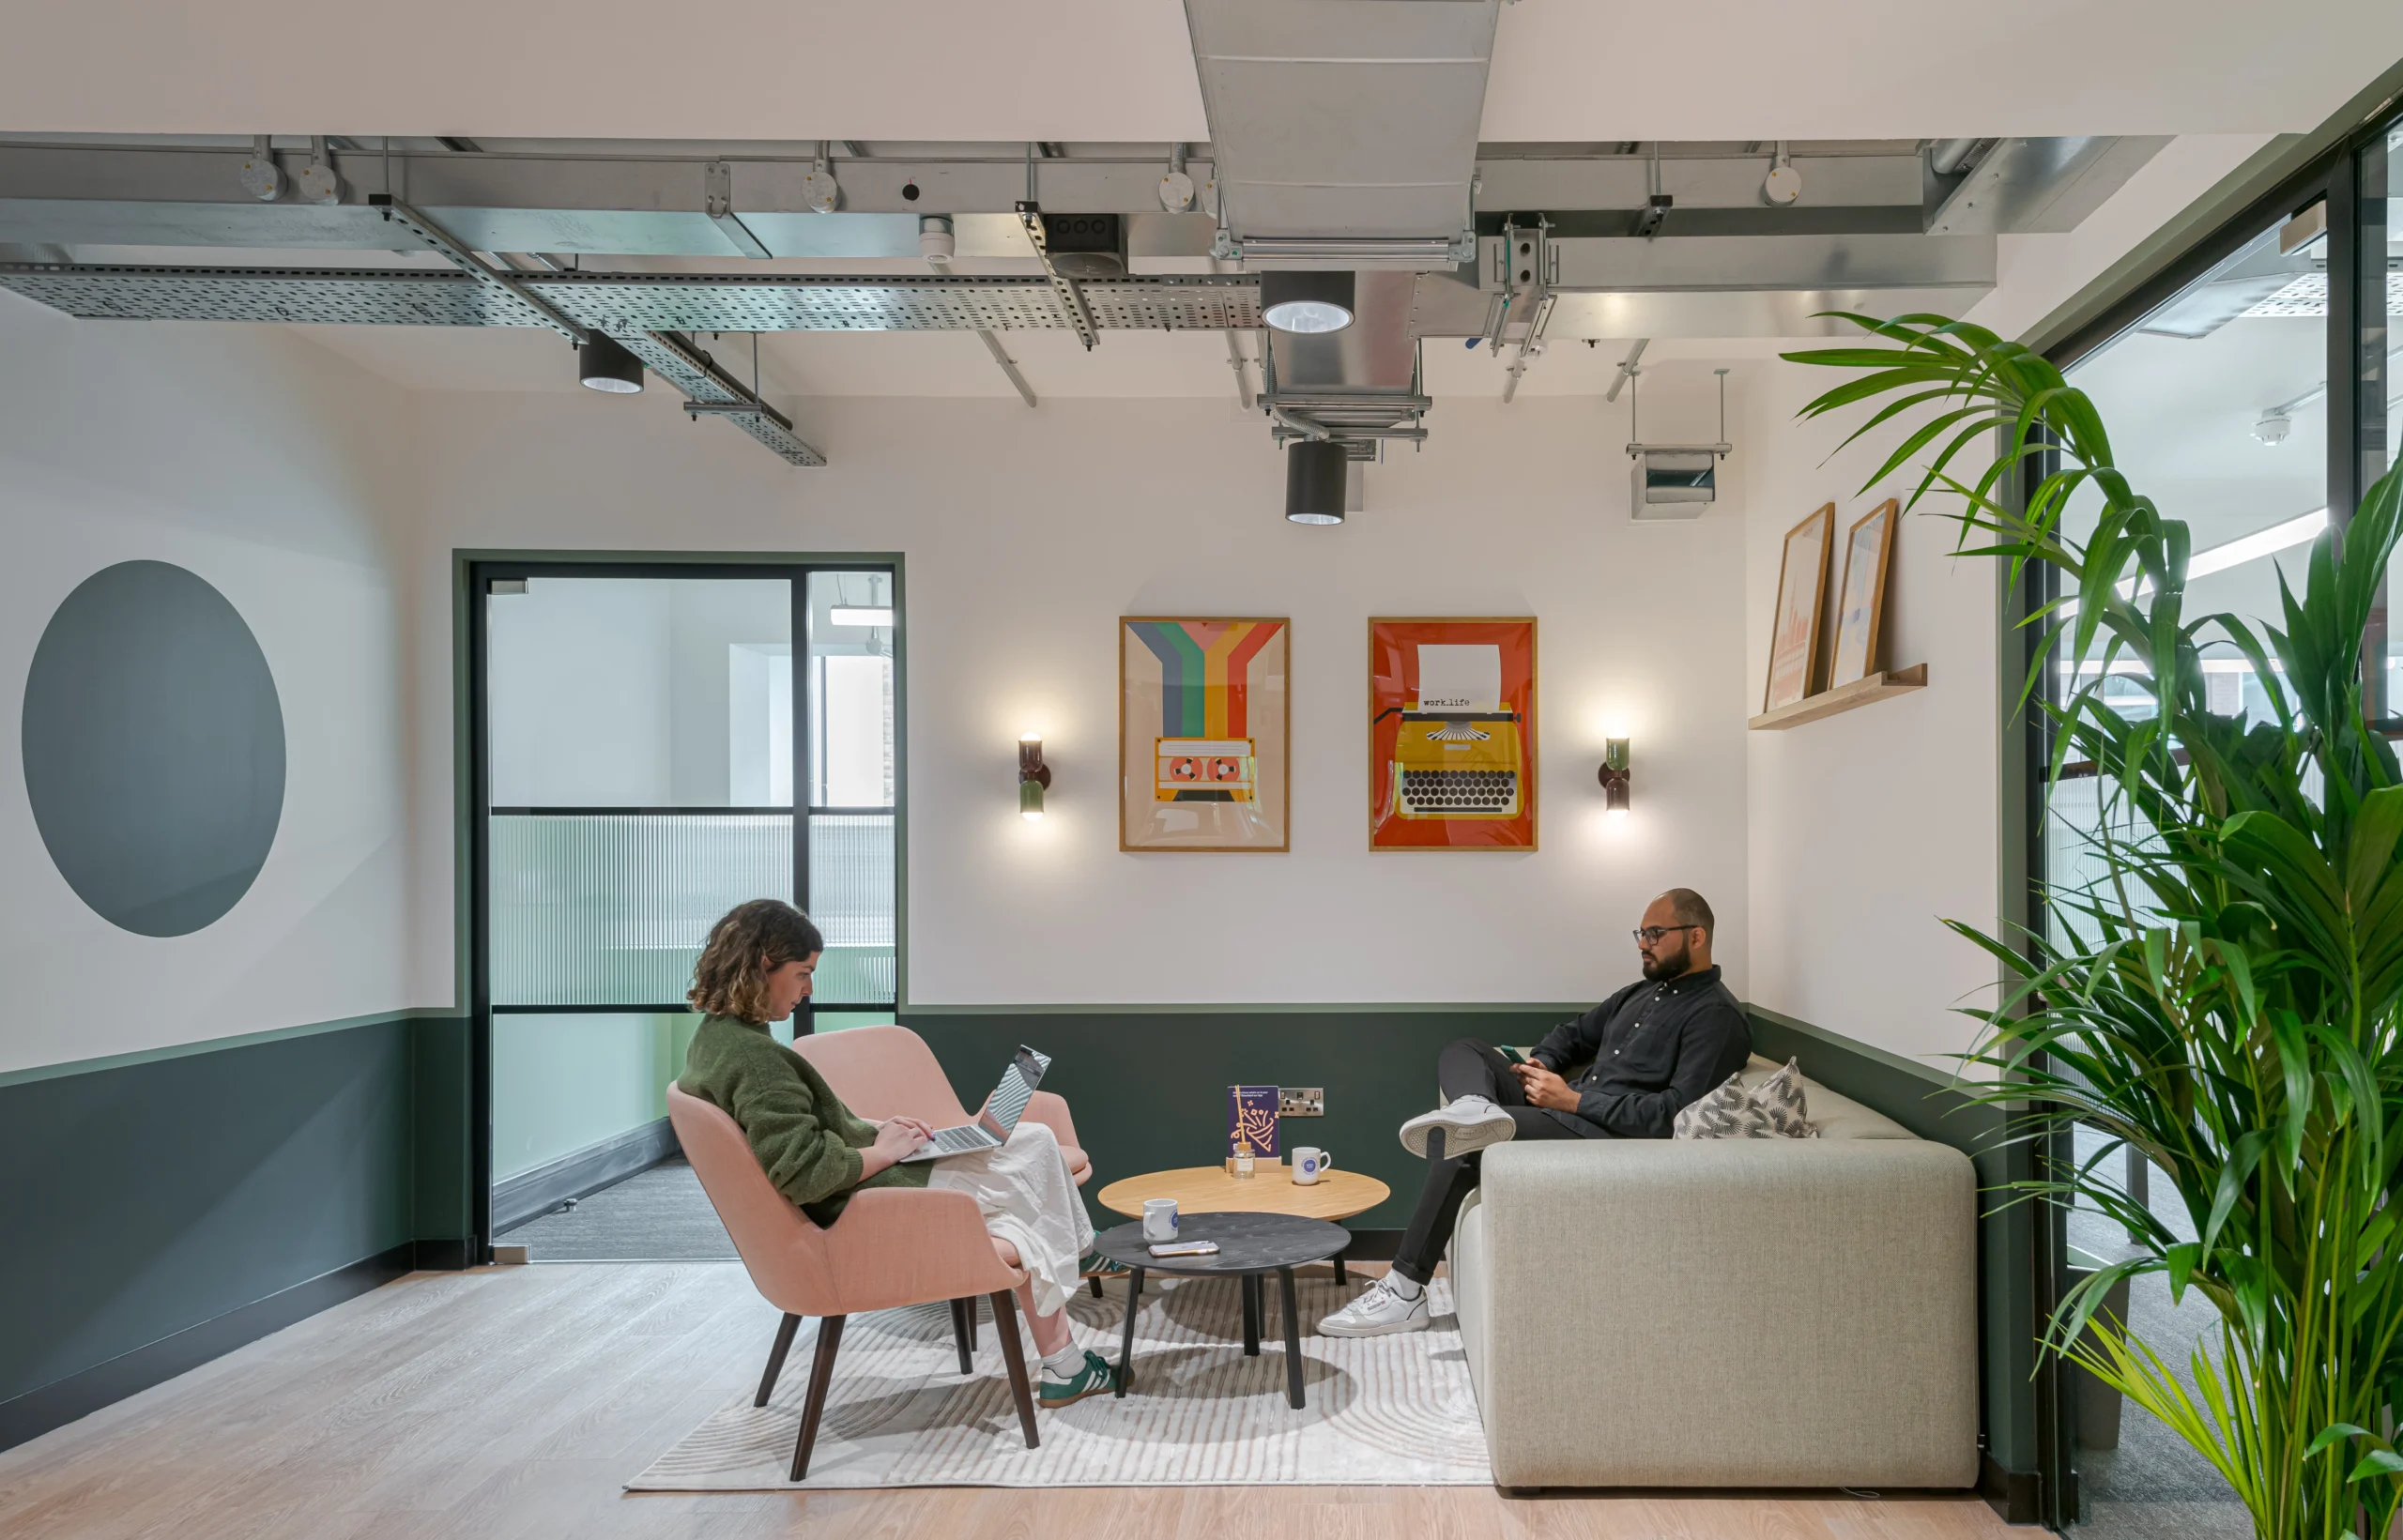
[1674,1071,1769,1138]
[1748,1058,1817,1138]
[1672,1060,1819,1139]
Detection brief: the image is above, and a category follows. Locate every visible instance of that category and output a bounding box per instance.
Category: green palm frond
[1785,314,2403,1540]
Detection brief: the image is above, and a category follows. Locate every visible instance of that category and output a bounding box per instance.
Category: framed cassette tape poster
[1120,618,1290,852]
[1369,618,1538,851]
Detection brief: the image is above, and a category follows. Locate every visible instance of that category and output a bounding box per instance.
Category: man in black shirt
[1319,888,1749,1337]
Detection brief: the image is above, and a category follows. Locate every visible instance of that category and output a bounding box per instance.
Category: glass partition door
[469,561,901,1256]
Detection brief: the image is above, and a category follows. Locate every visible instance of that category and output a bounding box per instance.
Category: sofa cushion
[1675,1060,1817,1138]
[1742,1054,1913,1140]
[1673,1072,1772,1138]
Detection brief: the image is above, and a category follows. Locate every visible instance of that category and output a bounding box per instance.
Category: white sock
[1041,1342,1086,1379]
[1385,1273,1424,1301]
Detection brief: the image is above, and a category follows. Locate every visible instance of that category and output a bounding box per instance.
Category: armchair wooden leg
[789,1315,845,1482]
[949,1298,974,1374]
[756,1312,802,1408]
[988,1289,1041,1450]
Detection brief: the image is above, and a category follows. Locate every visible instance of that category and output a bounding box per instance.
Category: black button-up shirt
[1528,964,1750,1139]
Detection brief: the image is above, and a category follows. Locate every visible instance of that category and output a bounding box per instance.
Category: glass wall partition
[470,561,901,1260]
[2031,108,2403,1534]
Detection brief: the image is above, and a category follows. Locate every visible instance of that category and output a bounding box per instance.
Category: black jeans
[1391,1038,1592,1285]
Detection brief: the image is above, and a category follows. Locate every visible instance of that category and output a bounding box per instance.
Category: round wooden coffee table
[1096,1163,1390,1284]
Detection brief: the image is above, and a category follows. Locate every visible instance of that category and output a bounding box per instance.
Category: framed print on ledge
[1369,618,1537,851]
[1829,498,1899,688]
[1763,503,1834,711]
[1119,618,1290,852]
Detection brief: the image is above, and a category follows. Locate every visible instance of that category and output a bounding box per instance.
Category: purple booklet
[1227,1085,1279,1161]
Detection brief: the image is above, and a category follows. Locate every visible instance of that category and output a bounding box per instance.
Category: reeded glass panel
[491,814,793,1005]
[807,814,895,1003]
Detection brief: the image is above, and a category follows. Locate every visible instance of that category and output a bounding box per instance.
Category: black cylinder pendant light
[1285,440,1348,525]
[577,333,644,393]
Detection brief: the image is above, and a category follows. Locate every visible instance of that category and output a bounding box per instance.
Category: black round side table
[1090,1211,1350,1410]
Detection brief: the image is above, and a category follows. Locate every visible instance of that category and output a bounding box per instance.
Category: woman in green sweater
[678,899,1113,1408]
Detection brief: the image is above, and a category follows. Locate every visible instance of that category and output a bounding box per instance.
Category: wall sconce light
[1598,739,1631,816]
[1018,736,1052,819]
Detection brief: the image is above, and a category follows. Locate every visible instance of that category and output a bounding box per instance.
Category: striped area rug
[628,1273,1492,1488]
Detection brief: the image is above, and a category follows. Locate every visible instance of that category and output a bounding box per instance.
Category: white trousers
[927,1121,1094,1319]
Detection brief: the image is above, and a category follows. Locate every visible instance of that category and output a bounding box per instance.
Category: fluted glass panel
[492,815,793,1005]
[808,814,895,1003]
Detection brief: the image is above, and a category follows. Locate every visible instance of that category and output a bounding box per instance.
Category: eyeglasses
[1631,925,1699,944]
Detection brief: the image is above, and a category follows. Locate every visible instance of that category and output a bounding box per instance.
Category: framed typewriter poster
[1763,502,1834,711]
[1369,618,1538,851]
[1119,618,1290,852]
[1828,498,1898,688]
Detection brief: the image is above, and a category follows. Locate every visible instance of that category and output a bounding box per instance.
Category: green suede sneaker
[1037,1349,1116,1409]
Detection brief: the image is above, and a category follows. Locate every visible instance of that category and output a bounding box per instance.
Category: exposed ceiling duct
[1182,0,1501,461]
[1186,0,1495,271]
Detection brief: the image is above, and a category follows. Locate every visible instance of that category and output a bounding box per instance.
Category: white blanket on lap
[928,1121,1094,1317]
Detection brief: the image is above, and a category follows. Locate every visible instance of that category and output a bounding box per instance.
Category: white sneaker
[1399,1094,1515,1159]
[1317,1275,1432,1337]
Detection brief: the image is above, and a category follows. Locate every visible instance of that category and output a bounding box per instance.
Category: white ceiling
[6,1,2400,141]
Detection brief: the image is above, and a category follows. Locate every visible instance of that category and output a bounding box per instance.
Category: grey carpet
[2065,1126,2248,1538]
[496,1157,740,1261]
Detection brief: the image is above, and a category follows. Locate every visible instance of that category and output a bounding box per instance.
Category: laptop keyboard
[930,1124,989,1152]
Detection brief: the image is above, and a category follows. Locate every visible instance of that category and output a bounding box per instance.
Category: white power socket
[1278,1087,1324,1117]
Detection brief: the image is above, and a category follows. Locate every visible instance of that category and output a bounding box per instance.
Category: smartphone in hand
[1496,1046,1529,1067]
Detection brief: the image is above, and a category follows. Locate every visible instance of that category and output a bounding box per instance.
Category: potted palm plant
[1784,314,2403,1540]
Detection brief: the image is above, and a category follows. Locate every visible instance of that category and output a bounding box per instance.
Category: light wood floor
[0,1263,2022,1540]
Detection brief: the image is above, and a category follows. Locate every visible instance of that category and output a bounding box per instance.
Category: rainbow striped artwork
[1120,618,1289,851]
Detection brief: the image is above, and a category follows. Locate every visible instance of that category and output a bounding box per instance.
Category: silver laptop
[897,1045,1050,1162]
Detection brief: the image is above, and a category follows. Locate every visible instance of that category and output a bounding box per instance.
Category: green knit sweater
[678,1014,929,1227]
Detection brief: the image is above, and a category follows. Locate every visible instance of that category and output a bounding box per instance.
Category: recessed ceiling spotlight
[577,334,644,393]
[1262,270,1355,334]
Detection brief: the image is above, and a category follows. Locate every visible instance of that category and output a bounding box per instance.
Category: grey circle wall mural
[22,560,286,937]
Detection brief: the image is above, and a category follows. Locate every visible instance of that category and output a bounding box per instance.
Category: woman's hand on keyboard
[861,1117,933,1178]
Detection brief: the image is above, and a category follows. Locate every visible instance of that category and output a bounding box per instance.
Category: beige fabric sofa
[1446,1056,1980,1490]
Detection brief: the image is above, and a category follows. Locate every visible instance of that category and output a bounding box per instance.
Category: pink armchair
[666,1085,1040,1480]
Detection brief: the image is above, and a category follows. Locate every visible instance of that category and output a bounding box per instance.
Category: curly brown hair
[688,899,825,1022]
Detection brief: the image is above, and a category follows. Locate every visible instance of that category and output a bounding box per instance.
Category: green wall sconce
[1598,738,1630,815]
[1018,736,1052,819]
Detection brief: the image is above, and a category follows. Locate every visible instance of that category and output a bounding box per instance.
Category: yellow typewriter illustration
[1155,738,1256,802]
[1387,712,1523,817]
[1382,642,1522,817]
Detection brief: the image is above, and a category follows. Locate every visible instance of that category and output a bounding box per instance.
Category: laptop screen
[977,1045,1049,1139]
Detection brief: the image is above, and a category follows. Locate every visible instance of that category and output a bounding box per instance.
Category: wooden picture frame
[1829,498,1899,689]
[1367,617,1538,851]
[1763,503,1834,712]
[1119,618,1290,852]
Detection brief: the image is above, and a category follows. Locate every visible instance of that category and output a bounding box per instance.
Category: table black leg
[1241,1273,1261,1356]
[1333,1252,1347,1287]
[1278,1267,1305,1409]
[1115,1267,1142,1397]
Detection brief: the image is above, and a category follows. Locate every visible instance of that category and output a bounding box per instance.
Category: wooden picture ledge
[1748,663,1928,731]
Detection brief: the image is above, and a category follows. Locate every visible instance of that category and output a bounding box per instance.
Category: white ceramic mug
[1142,1197,1179,1242]
[1292,1147,1334,1184]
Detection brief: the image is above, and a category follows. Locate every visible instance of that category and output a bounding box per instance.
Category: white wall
[0,294,417,1075]
[406,381,1755,1008]
[1738,361,2002,1071]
